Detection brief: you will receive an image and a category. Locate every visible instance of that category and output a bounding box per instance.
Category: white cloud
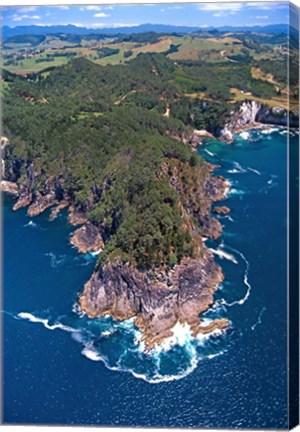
[12,14,40,22]
[79,6,102,11]
[246,3,272,10]
[94,13,110,18]
[198,2,285,14]
[160,5,183,12]
[79,5,113,11]
[256,15,269,19]
[57,6,69,10]
[17,6,37,13]
[198,3,242,12]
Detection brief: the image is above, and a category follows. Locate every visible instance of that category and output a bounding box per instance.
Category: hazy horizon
[2,2,289,29]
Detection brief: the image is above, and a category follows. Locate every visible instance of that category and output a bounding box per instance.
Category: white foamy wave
[227,169,241,174]
[239,131,250,140]
[45,252,67,269]
[279,130,288,136]
[81,346,103,361]
[11,308,228,384]
[206,350,227,360]
[24,220,38,228]
[251,307,266,331]
[228,188,245,197]
[261,127,280,135]
[72,301,86,318]
[209,247,238,264]
[247,167,261,175]
[17,312,79,333]
[153,322,194,354]
[79,338,166,384]
[220,246,251,307]
[224,215,234,222]
[89,248,103,257]
[231,161,247,174]
[204,149,215,157]
[223,179,232,198]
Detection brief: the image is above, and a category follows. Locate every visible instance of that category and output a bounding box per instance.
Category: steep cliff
[80,252,226,349]
[220,101,299,141]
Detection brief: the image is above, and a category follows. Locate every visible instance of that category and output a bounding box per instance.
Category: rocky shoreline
[1,134,231,349]
[219,101,299,142]
[79,172,231,349]
[80,252,227,350]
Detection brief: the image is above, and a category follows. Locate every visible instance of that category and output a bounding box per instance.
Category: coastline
[1,135,232,350]
[78,171,231,350]
[4,113,290,350]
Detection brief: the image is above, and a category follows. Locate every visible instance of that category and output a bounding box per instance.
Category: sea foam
[17,312,79,333]
[209,247,238,264]
[219,246,252,307]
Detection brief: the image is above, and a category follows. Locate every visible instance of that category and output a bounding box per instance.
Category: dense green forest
[3,41,297,268]
[3,54,209,269]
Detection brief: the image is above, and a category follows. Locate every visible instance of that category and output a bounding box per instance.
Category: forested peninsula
[1,48,297,347]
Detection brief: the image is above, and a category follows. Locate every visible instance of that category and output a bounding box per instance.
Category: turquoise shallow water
[3,127,296,427]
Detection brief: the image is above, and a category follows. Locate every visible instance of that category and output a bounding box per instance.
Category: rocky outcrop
[13,190,32,211]
[220,101,261,141]
[70,222,104,254]
[80,252,228,349]
[220,101,299,141]
[256,106,299,127]
[49,200,69,221]
[0,180,19,195]
[190,129,215,148]
[27,192,57,217]
[213,206,231,215]
[68,205,88,226]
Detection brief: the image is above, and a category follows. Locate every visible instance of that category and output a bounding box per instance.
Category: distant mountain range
[2,23,290,40]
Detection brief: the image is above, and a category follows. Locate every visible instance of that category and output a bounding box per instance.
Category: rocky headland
[1,135,230,349]
[3,95,293,348]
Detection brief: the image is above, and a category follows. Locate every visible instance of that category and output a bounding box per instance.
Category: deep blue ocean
[3,128,297,428]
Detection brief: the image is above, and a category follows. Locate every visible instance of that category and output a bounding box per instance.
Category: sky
[2,2,289,29]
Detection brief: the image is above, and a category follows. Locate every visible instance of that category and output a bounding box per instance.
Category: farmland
[2,29,298,111]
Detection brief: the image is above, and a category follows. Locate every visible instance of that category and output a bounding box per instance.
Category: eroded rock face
[70,222,104,254]
[220,101,299,141]
[68,205,88,226]
[256,106,299,127]
[220,101,261,141]
[80,252,226,349]
[27,191,57,217]
[0,180,19,195]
